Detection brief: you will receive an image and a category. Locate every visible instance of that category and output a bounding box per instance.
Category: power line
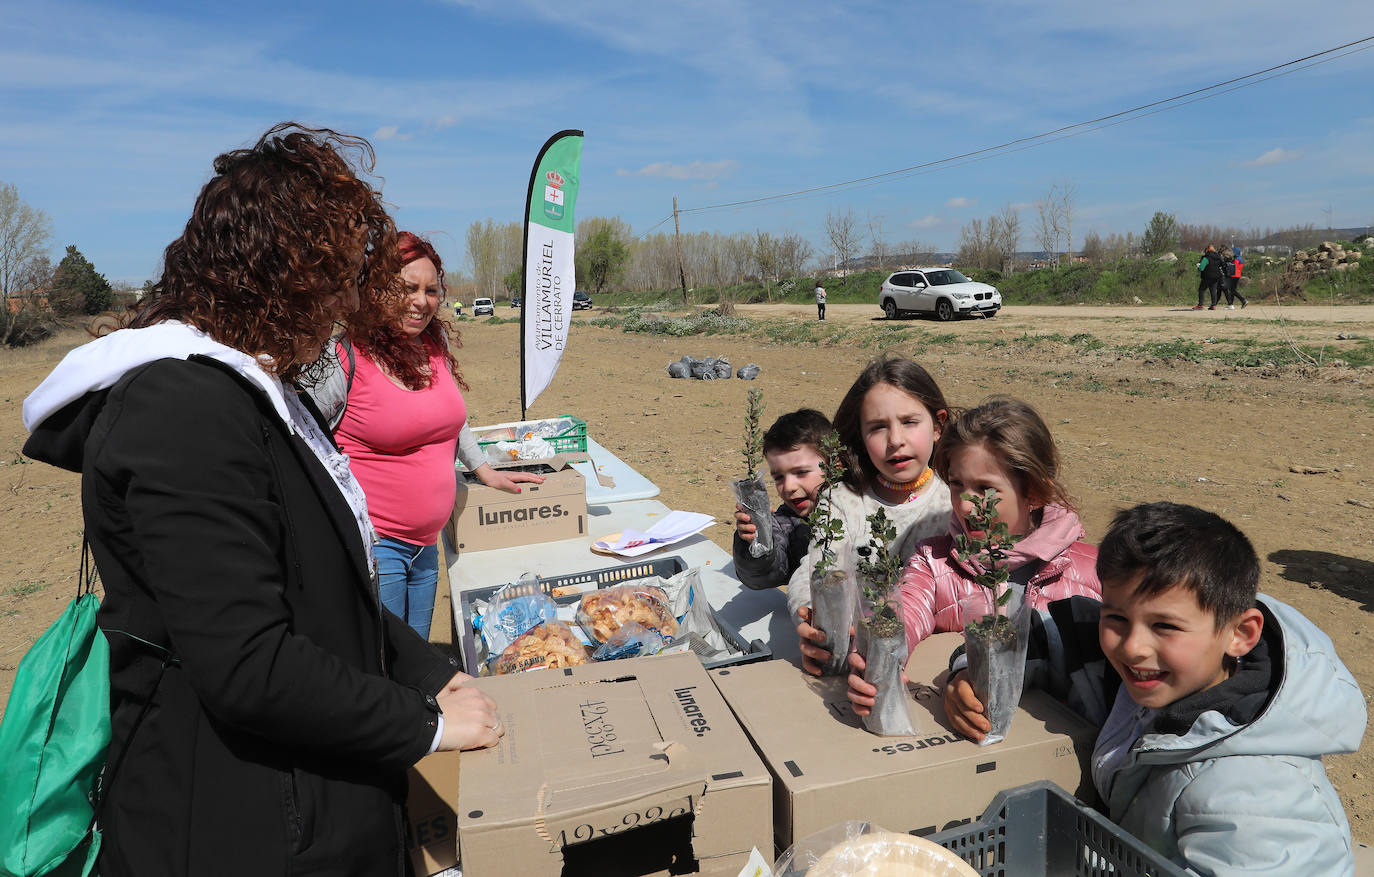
[681,40,1374,217]
[672,34,1374,218]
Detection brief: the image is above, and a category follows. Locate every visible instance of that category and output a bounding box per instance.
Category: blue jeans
[375,536,439,640]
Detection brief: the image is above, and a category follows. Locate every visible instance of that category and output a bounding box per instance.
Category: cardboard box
[458,651,772,877]
[406,751,462,876]
[711,633,1096,850]
[444,455,587,552]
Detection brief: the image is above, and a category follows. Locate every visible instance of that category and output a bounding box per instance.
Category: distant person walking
[815,282,827,321]
[1222,246,1247,309]
[1195,244,1225,310]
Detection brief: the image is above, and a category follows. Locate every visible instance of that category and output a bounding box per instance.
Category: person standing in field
[1222,246,1247,309]
[815,282,827,321]
[1195,244,1225,310]
[305,231,542,640]
[23,124,505,877]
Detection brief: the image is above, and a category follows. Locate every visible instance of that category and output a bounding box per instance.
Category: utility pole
[673,196,688,304]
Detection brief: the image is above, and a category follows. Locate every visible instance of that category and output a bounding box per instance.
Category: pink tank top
[334,341,466,545]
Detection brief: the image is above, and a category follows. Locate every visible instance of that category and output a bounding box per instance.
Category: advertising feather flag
[520,130,584,415]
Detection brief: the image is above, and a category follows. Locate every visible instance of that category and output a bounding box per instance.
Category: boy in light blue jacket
[945,502,1366,876]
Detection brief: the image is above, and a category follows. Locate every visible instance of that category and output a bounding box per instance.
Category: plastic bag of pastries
[491,621,590,674]
[577,584,679,643]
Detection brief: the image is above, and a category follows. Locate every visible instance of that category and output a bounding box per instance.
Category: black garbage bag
[666,361,689,378]
[736,364,761,380]
[712,356,733,379]
[689,358,716,380]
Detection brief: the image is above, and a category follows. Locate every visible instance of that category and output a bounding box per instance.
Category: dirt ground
[2,302,1372,839]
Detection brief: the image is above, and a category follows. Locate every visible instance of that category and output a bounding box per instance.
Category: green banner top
[527,133,583,235]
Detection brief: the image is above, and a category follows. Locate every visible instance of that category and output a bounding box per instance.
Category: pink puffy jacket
[898,504,1101,653]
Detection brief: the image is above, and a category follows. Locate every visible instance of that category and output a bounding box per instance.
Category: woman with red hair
[23,124,502,876]
[310,231,541,639]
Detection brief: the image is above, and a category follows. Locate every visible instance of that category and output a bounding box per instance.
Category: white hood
[23,321,296,433]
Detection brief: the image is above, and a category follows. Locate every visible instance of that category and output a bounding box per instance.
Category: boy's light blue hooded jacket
[1026,594,1365,876]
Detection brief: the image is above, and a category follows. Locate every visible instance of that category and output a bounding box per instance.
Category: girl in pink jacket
[898,396,1101,653]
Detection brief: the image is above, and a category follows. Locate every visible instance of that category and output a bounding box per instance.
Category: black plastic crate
[457,555,771,675]
[928,781,1189,877]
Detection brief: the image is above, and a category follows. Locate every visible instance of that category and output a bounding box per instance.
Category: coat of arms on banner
[543,170,565,220]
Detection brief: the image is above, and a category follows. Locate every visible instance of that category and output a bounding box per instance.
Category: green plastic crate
[473,414,587,456]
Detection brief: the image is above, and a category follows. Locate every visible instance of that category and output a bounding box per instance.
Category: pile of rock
[1291,241,1363,275]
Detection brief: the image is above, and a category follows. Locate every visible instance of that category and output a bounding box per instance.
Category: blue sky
[3,0,1372,283]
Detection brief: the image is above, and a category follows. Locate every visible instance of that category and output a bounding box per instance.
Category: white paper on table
[594,510,714,557]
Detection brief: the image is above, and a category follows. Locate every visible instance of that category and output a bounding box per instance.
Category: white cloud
[373,125,409,141]
[434,115,458,130]
[946,196,975,208]
[1242,147,1302,168]
[910,215,944,229]
[617,159,739,181]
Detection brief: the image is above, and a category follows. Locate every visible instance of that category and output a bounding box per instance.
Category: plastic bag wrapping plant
[774,822,981,877]
[859,623,917,737]
[711,356,733,379]
[736,363,761,380]
[960,584,1032,746]
[492,621,590,674]
[810,567,855,676]
[731,471,775,559]
[577,583,679,643]
[591,621,667,661]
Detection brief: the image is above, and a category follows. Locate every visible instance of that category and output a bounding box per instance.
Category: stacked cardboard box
[443,455,586,552]
[711,632,1096,850]
[408,652,771,877]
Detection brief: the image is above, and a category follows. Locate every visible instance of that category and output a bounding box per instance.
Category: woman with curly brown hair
[23,123,502,877]
[307,230,542,639]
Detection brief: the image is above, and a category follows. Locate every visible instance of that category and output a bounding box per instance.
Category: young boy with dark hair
[945,502,1366,876]
[732,408,833,590]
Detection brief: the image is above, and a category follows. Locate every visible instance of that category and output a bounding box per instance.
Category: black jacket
[731,503,812,590]
[1199,252,1225,281]
[24,356,456,877]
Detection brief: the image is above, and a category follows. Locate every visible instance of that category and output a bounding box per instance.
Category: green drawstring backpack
[0,544,170,877]
[0,547,109,877]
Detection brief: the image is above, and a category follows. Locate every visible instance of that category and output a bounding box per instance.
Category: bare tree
[1034,182,1075,267]
[1080,230,1104,263]
[0,182,54,344]
[894,239,936,265]
[993,204,1020,273]
[776,233,813,279]
[752,230,780,297]
[465,219,504,299]
[956,217,995,271]
[15,253,52,293]
[1060,181,1076,262]
[0,183,53,297]
[824,208,865,277]
[866,212,890,270]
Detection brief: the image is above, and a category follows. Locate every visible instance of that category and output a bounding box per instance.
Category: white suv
[878,268,1000,321]
[472,297,494,316]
